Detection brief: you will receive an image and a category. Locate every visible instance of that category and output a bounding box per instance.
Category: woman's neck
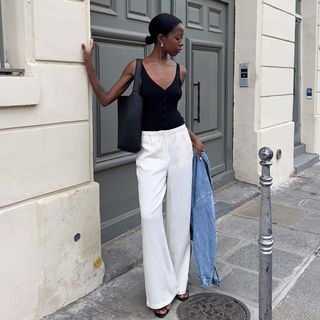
[148,45,169,63]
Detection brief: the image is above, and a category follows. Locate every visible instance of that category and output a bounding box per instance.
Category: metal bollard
[258,147,274,320]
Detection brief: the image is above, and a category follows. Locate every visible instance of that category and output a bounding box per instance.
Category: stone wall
[234,0,296,184]
[0,1,104,319]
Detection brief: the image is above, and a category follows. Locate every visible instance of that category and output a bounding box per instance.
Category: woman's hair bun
[145,35,154,45]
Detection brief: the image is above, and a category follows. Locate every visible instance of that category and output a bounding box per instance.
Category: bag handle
[132,58,142,93]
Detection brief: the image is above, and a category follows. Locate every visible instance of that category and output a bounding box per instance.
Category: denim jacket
[191,152,220,287]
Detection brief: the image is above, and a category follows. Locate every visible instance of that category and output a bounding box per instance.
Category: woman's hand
[193,138,206,160]
[81,39,94,64]
[188,129,206,159]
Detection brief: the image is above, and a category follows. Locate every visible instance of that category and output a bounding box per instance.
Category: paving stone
[225,243,306,279]
[300,198,320,211]
[294,216,320,234]
[214,181,260,206]
[217,215,259,241]
[215,261,233,280]
[218,268,282,304]
[232,198,308,228]
[189,256,231,286]
[272,224,320,255]
[218,212,319,255]
[270,190,305,208]
[276,175,314,189]
[295,163,320,179]
[273,257,320,320]
[299,180,320,196]
[273,176,318,199]
[275,187,317,200]
[44,265,153,320]
[308,211,320,219]
[85,266,150,319]
[214,181,260,219]
[216,233,242,258]
[269,203,308,227]
[215,201,233,219]
[43,298,111,320]
[101,227,142,282]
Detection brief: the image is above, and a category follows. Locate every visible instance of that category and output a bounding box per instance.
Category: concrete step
[294,152,319,174]
[294,144,306,158]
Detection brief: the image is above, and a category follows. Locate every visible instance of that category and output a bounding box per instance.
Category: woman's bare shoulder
[179,64,187,76]
[179,64,187,83]
[122,59,138,77]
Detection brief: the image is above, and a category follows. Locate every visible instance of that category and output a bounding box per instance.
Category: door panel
[192,46,221,133]
[96,42,144,155]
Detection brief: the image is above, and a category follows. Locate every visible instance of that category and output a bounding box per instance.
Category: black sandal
[176,290,189,301]
[154,304,171,318]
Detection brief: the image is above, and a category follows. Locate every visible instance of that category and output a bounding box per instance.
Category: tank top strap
[176,63,181,85]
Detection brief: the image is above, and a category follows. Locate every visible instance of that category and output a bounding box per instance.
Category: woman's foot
[176,290,189,301]
[154,304,171,318]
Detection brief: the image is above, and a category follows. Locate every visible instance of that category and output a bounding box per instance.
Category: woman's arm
[188,129,206,159]
[81,39,135,107]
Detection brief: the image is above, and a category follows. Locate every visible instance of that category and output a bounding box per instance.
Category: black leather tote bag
[117,59,143,153]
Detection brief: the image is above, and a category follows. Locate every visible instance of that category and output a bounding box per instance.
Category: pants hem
[147,294,176,310]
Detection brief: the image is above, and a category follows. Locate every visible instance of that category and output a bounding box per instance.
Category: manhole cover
[177,293,250,320]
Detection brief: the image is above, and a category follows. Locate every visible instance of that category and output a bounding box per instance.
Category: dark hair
[145,13,182,45]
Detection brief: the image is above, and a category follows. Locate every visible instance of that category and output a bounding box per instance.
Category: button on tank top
[140,62,185,131]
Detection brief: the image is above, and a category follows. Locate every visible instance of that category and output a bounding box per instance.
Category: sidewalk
[43,163,320,320]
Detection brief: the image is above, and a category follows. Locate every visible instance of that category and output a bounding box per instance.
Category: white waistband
[141,124,187,136]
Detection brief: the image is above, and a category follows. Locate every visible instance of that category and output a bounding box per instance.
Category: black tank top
[140,62,185,131]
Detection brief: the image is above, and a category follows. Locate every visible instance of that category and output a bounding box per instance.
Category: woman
[82,13,205,318]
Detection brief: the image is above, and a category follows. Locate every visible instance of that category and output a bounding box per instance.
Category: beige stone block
[315,116,320,154]
[316,93,320,114]
[0,77,40,107]
[301,113,316,151]
[0,203,44,320]
[38,182,104,316]
[33,0,86,62]
[263,0,295,14]
[258,122,294,185]
[261,95,293,128]
[317,71,320,93]
[261,67,294,96]
[233,126,259,185]
[0,183,104,320]
[0,123,90,207]
[318,41,320,70]
[262,4,295,42]
[0,64,89,129]
[262,36,294,68]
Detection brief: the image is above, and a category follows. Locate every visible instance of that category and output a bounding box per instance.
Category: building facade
[0,0,319,319]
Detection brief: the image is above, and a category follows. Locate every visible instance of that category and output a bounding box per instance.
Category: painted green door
[91,0,234,242]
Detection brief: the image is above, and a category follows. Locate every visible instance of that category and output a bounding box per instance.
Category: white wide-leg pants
[136,124,193,309]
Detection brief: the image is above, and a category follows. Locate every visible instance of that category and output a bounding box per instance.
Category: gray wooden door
[91,0,234,243]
